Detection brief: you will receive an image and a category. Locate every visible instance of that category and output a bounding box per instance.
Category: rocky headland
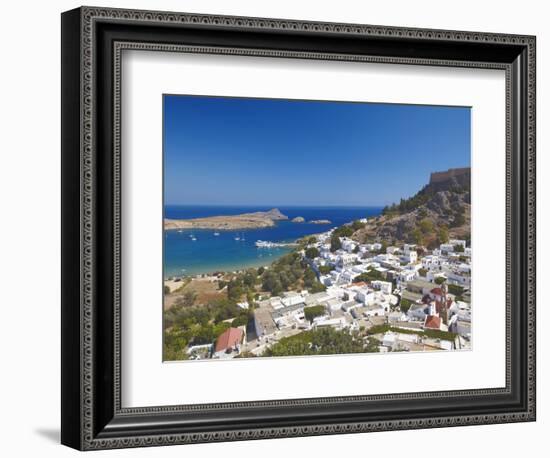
[164,208,288,230]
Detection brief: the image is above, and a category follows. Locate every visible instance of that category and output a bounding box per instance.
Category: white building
[449,239,467,249]
[382,332,397,348]
[354,286,372,304]
[281,292,305,307]
[440,243,455,253]
[408,303,431,321]
[341,238,357,253]
[314,317,345,330]
[403,244,417,254]
[337,253,357,268]
[363,303,386,317]
[445,269,471,287]
[371,280,393,294]
[403,251,418,264]
[339,269,360,284]
[398,269,417,283]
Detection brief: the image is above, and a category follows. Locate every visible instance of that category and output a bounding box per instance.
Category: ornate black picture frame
[61,6,536,451]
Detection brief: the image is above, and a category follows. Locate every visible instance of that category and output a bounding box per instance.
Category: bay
[164,205,383,277]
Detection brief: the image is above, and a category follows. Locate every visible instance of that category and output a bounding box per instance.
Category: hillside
[352,167,471,248]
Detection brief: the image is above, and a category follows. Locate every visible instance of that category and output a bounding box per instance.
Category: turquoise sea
[164,206,383,278]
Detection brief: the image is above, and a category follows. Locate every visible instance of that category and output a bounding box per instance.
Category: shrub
[305,247,320,259]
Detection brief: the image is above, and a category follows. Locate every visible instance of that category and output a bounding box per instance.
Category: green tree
[231,314,249,327]
[227,278,245,301]
[242,269,258,288]
[351,220,366,231]
[448,284,464,296]
[438,225,449,244]
[175,290,197,308]
[308,282,327,293]
[352,269,383,283]
[333,226,354,238]
[400,298,412,313]
[434,276,446,285]
[265,328,365,357]
[305,247,320,259]
[365,337,381,353]
[303,268,317,288]
[330,234,342,252]
[304,305,327,323]
[419,218,434,234]
[319,265,332,275]
[451,210,466,227]
[412,228,423,245]
[163,327,190,361]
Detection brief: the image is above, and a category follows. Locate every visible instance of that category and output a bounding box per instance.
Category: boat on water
[213,232,220,236]
[191,236,197,241]
[234,236,240,241]
[177,229,183,233]
[255,240,299,248]
[255,240,282,248]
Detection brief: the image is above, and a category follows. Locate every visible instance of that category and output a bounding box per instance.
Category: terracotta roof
[215,327,243,353]
[424,315,442,330]
[431,287,443,296]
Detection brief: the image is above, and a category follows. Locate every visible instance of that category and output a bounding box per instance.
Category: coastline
[164,206,383,278]
[164,246,293,280]
[164,217,276,230]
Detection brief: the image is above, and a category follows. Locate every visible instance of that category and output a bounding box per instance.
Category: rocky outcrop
[249,208,289,221]
[291,216,305,223]
[428,167,470,189]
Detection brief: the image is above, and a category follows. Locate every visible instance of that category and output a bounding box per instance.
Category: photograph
[162,95,472,361]
[54,3,537,452]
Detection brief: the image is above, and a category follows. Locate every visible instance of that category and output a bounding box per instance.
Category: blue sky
[164,95,470,206]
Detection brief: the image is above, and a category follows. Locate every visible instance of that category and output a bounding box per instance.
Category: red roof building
[424,315,442,330]
[430,287,444,296]
[215,327,244,353]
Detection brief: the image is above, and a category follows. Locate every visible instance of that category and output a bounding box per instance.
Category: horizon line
[164,203,387,208]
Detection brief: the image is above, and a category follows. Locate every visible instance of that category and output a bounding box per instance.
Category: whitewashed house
[449,239,467,249]
[400,250,418,264]
[371,280,393,294]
